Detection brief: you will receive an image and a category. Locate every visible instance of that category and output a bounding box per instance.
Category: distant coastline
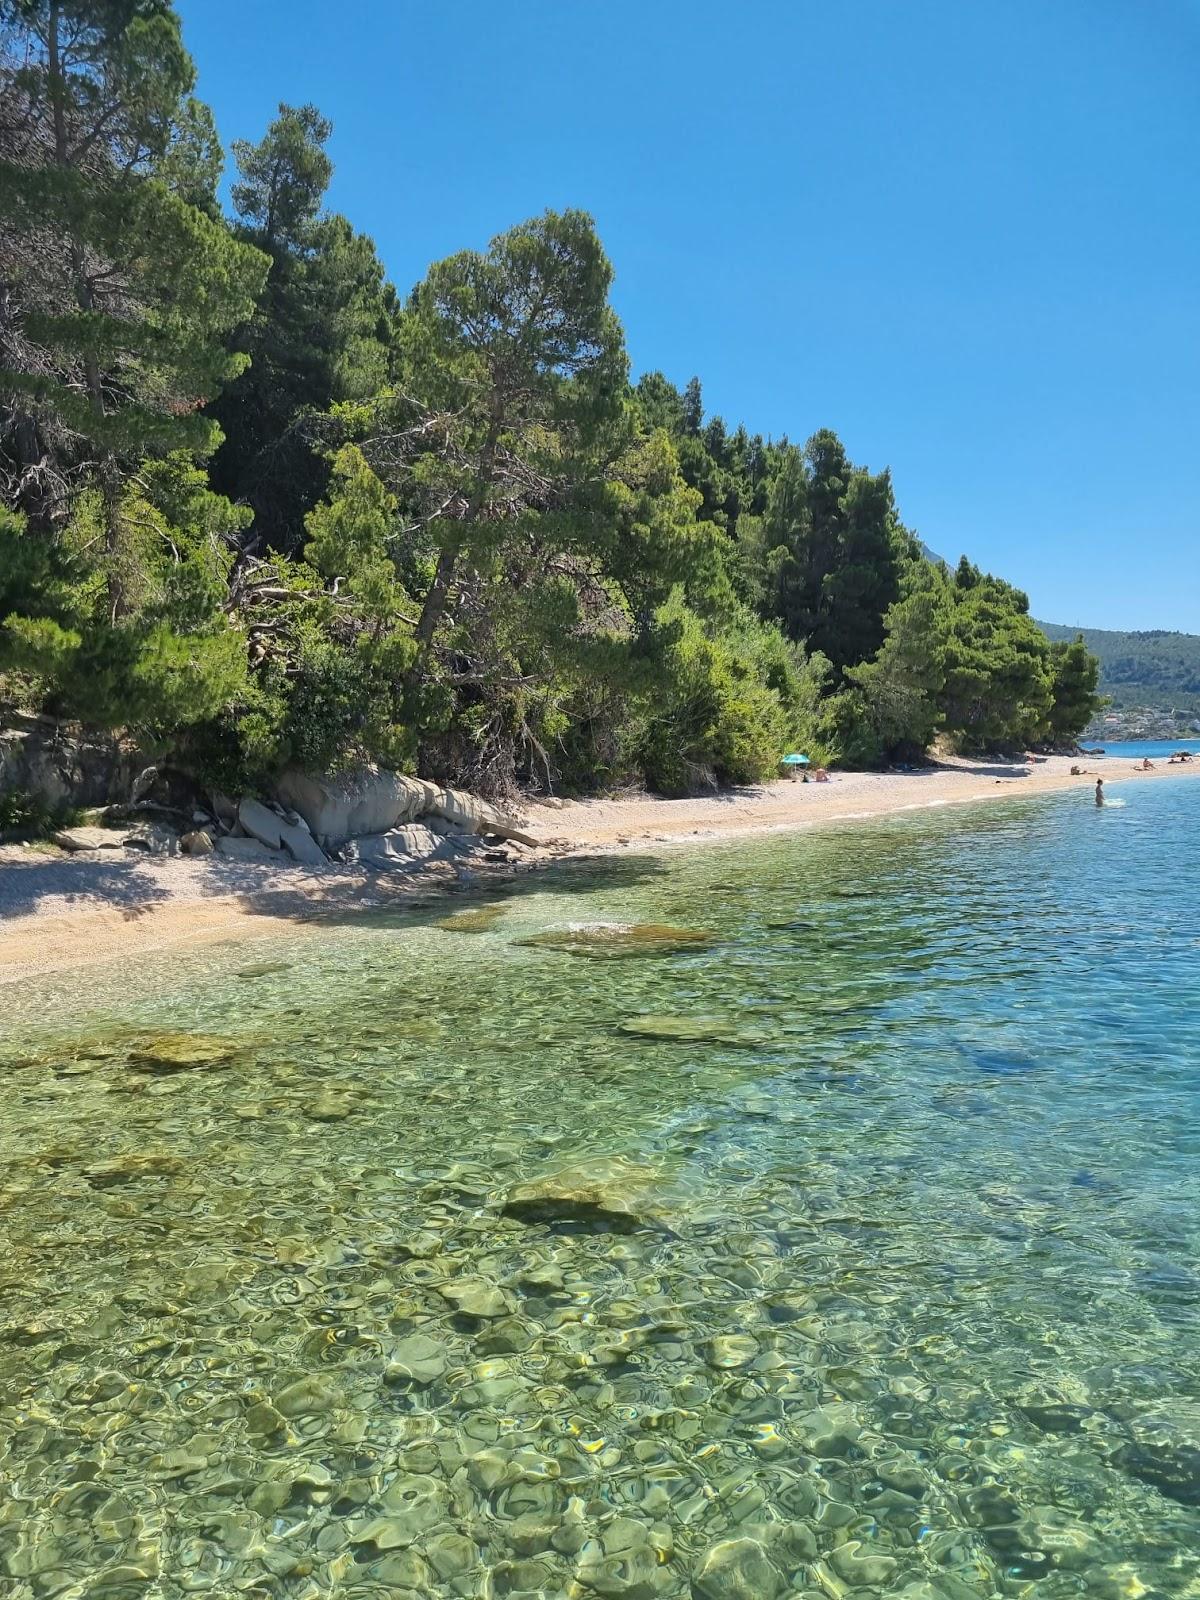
[3,754,1197,988]
[1083,710,1200,742]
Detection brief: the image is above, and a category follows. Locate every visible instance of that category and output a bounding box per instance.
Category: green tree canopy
[206,102,400,551]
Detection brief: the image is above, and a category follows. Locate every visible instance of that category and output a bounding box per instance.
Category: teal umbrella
[781,753,810,767]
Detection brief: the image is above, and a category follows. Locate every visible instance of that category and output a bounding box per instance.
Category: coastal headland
[2,754,1195,986]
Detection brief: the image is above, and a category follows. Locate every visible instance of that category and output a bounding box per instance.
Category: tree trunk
[402,406,504,692]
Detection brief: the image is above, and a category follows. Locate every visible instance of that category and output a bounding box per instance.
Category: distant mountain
[1036,622,1200,717]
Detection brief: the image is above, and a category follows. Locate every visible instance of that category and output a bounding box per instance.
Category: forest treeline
[0,1,1100,797]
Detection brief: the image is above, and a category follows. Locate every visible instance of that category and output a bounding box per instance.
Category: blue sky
[176,0,1198,631]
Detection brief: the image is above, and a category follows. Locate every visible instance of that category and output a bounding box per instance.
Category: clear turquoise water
[1093,739,1199,760]
[1,778,1199,1598]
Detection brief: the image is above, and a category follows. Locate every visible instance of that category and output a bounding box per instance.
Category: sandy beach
[1,753,1195,985]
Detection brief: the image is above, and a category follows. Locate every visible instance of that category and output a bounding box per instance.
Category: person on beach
[1095,779,1104,806]
[1139,757,1154,770]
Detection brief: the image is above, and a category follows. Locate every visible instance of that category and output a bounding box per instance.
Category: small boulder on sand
[216,836,279,862]
[52,826,124,852]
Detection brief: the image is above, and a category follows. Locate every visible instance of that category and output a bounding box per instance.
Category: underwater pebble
[385,1331,450,1385]
[692,1536,783,1600]
[703,1334,759,1370]
[438,1277,512,1318]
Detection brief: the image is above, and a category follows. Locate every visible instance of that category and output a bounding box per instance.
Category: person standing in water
[1095,778,1104,806]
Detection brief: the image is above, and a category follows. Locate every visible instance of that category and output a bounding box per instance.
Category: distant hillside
[1037,623,1200,715]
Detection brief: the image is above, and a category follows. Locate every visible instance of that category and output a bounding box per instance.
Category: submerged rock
[692,1537,783,1600]
[125,1033,238,1074]
[1113,1439,1200,1506]
[304,1091,354,1121]
[517,922,715,960]
[503,1157,674,1234]
[437,1277,512,1319]
[576,1515,667,1598]
[435,903,507,933]
[83,1153,185,1188]
[385,1333,449,1386]
[619,1013,757,1045]
[702,1334,759,1370]
[829,1541,898,1586]
[273,1375,338,1417]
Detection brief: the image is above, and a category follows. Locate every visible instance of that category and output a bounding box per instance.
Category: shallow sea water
[2,779,1199,1599]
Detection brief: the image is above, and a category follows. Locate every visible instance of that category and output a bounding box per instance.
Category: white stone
[428,787,542,846]
[237,797,285,849]
[278,819,326,865]
[427,786,507,835]
[122,821,180,856]
[52,826,124,852]
[238,797,324,865]
[275,767,431,846]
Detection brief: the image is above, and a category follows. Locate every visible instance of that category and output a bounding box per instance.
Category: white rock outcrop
[275,768,435,847]
[426,786,538,845]
[343,825,444,867]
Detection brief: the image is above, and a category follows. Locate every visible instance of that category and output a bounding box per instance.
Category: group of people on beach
[1130,753,1192,770]
[1087,750,1194,804]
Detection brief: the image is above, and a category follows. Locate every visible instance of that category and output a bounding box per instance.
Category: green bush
[0,787,82,841]
[637,594,805,794]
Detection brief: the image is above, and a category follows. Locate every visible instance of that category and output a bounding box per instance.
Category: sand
[1,754,1195,985]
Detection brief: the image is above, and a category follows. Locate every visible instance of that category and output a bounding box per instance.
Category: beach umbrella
[781,753,810,767]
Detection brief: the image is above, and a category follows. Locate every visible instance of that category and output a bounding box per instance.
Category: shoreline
[1,755,1196,986]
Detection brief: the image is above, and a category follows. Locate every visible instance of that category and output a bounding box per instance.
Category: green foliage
[763,430,912,673]
[0,1,267,476]
[636,594,806,794]
[0,786,82,842]
[230,102,333,247]
[0,463,250,738]
[939,563,1053,748]
[207,103,400,549]
[1046,635,1102,742]
[847,585,948,756]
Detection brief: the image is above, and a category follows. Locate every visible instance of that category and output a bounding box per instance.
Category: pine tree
[392,207,627,687]
[208,103,400,550]
[1046,635,1102,742]
[0,0,266,610]
[681,375,703,435]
